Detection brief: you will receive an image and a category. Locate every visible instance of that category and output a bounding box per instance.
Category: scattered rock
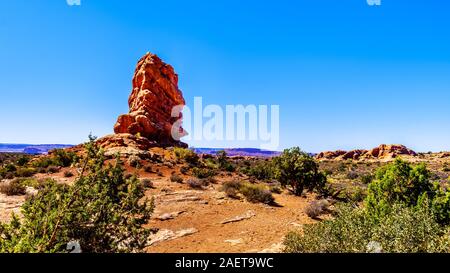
[224,239,244,246]
[221,210,256,224]
[155,211,186,221]
[147,228,198,246]
[258,241,284,253]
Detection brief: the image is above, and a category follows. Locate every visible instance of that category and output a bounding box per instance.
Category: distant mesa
[0,144,73,155]
[315,144,417,161]
[192,148,281,158]
[98,52,188,154]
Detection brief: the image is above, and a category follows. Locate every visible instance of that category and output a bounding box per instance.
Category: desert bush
[221,180,242,198]
[273,147,327,196]
[365,159,434,220]
[270,186,282,194]
[430,188,450,225]
[192,167,216,179]
[216,151,236,172]
[52,149,78,167]
[0,135,154,253]
[240,183,274,204]
[18,178,56,190]
[243,160,274,181]
[284,203,449,253]
[173,148,199,166]
[16,155,30,166]
[170,174,183,183]
[187,178,206,190]
[305,199,331,219]
[33,150,77,168]
[141,179,154,189]
[360,173,374,184]
[0,179,27,196]
[15,167,37,178]
[221,180,274,204]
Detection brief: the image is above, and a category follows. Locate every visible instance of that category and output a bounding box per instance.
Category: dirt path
[144,175,316,253]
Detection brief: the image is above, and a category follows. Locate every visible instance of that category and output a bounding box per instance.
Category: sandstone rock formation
[113,52,187,148]
[316,144,417,161]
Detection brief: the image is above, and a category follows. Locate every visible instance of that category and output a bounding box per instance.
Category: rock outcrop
[113,52,187,147]
[316,144,417,161]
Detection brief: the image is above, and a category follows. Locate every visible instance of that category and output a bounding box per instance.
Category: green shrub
[243,160,274,181]
[173,148,199,166]
[16,155,30,166]
[360,173,374,184]
[240,183,274,204]
[15,167,37,178]
[270,186,282,194]
[0,136,154,253]
[273,147,327,196]
[52,149,78,167]
[0,180,27,196]
[365,159,434,220]
[284,203,449,253]
[192,167,216,179]
[220,180,274,204]
[18,178,56,190]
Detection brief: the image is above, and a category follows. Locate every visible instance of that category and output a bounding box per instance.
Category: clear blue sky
[1,0,449,152]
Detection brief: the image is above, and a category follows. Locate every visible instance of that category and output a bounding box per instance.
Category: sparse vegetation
[187,178,207,190]
[305,199,331,219]
[192,167,216,179]
[0,179,27,196]
[285,203,450,253]
[0,136,154,253]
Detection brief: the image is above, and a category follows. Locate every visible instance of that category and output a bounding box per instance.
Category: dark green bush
[284,203,449,253]
[365,159,434,220]
[0,136,154,253]
[243,160,274,181]
[273,147,327,196]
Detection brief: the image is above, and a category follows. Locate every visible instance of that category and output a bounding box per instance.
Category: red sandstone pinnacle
[114,52,188,147]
